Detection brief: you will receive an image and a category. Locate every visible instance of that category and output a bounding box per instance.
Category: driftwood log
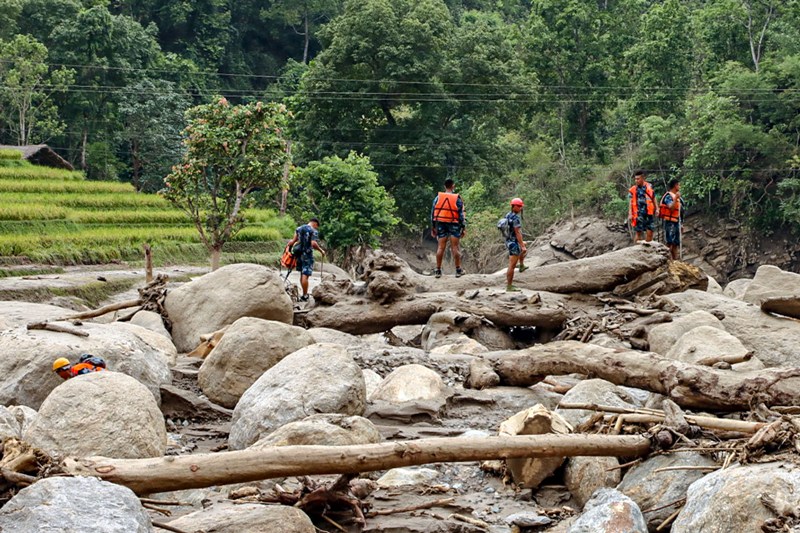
[494,341,800,410]
[302,292,569,335]
[62,434,650,495]
[407,243,669,294]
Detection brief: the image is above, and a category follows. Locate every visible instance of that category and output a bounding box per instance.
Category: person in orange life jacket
[430,178,466,278]
[660,178,683,260]
[628,169,659,242]
[52,354,106,380]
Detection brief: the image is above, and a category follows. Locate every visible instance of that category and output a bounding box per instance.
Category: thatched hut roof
[0,144,74,170]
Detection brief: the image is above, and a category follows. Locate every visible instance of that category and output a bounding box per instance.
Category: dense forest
[2,0,800,240]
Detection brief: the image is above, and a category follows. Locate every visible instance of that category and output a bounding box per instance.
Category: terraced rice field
[0,154,293,266]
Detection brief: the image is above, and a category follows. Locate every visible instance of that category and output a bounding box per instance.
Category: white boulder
[164,264,293,352]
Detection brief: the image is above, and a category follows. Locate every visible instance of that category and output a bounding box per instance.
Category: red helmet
[510,197,524,207]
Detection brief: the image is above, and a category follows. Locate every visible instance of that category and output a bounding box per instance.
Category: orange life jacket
[280,242,297,269]
[659,191,681,222]
[432,192,461,223]
[629,183,655,220]
[69,362,105,377]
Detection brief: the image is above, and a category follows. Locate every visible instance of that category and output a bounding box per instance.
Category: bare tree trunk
[80,126,88,170]
[302,13,310,64]
[210,246,222,271]
[280,141,292,216]
[143,244,153,284]
[62,434,651,495]
[301,292,569,334]
[493,341,800,410]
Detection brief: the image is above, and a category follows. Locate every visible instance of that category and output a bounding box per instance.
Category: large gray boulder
[742,265,800,306]
[198,318,315,408]
[723,278,751,300]
[229,343,366,450]
[165,264,293,352]
[251,414,381,449]
[564,456,620,509]
[168,504,315,533]
[672,462,800,533]
[0,321,172,409]
[647,310,724,356]
[108,322,178,365]
[567,488,647,533]
[618,452,717,531]
[664,326,750,364]
[0,476,153,532]
[130,310,171,339]
[0,301,73,330]
[369,364,447,404]
[24,372,166,458]
[667,290,800,367]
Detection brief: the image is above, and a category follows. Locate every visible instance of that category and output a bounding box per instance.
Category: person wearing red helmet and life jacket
[53,354,107,380]
[499,197,527,292]
[628,169,659,242]
[430,178,466,278]
[659,178,683,260]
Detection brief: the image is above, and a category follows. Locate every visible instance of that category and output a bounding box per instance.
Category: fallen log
[494,341,800,410]
[558,402,765,434]
[60,299,141,321]
[62,434,651,495]
[405,244,669,294]
[301,292,569,335]
[26,321,89,337]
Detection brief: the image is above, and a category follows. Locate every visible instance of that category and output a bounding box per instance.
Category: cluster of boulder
[0,246,799,532]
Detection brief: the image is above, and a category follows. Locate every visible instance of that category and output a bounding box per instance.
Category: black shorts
[435,222,463,239]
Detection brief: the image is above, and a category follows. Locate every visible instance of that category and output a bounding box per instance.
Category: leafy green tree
[117,79,190,192]
[49,5,163,170]
[262,0,342,64]
[625,0,692,118]
[0,35,74,144]
[162,98,291,269]
[294,152,397,264]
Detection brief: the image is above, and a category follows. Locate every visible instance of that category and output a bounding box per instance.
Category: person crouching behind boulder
[53,354,106,380]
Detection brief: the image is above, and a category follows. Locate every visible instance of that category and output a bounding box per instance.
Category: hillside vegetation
[0,153,293,266]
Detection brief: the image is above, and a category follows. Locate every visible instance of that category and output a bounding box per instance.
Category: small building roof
[0,144,74,171]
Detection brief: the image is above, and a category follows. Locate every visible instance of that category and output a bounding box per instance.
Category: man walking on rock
[659,178,683,260]
[431,178,466,278]
[504,197,527,292]
[286,217,326,301]
[628,170,658,243]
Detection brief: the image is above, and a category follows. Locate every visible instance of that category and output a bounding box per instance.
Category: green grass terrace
[0,155,294,266]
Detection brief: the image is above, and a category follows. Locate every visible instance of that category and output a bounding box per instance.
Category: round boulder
[229,343,366,450]
[0,321,172,409]
[250,414,381,449]
[568,488,647,533]
[647,310,724,356]
[168,503,314,533]
[665,326,750,364]
[0,476,153,533]
[165,264,293,352]
[0,405,37,440]
[199,318,315,408]
[24,371,167,458]
[672,462,800,533]
[130,310,172,339]
[370,364,446,404]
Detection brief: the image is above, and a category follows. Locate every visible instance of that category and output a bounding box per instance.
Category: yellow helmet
[52,357,71,372]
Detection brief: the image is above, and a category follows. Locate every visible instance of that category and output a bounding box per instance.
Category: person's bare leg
[450,237,462,269]
[645,229,653,242]
[634,231,642,243]
[436,238,447,268]
[300,274,309,296]
[507,256,519,286]
[519,246,527,269]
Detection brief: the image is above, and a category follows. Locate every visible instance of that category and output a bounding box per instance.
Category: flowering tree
[162,98,291,269]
